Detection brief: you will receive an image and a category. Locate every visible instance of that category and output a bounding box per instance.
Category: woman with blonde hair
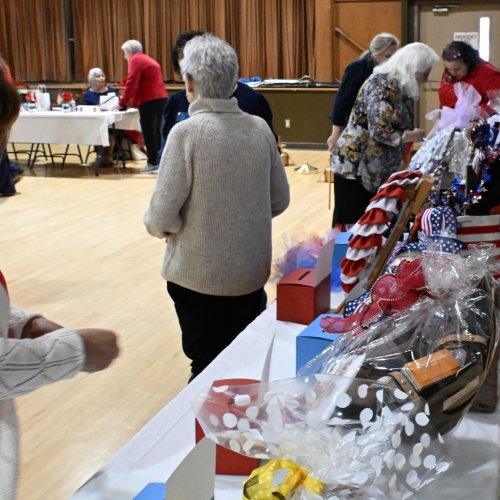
[327,32,400,151]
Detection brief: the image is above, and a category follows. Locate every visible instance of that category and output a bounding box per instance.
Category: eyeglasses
[443,50,462,60]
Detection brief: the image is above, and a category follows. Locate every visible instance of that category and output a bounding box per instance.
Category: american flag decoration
[457,214,500,278]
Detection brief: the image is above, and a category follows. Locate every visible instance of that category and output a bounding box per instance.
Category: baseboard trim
[283,142,328,150]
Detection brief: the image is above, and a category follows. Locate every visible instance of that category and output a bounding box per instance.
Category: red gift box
[195,378,260,476]
[276,239,333,325]
[276,268,331,324]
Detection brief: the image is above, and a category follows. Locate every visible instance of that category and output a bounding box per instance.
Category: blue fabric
[239,76,263,83]
[156,82,277,165]
[82,86,118,106]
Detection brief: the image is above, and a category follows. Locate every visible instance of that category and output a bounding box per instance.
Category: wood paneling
[333,1,403,81]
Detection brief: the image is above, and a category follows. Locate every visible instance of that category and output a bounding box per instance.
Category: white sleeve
[0,328,85,399]
[8,306,42,339]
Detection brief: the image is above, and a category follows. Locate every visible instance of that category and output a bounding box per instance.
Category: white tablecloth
[9,109,141,147]
[72,301,500,500]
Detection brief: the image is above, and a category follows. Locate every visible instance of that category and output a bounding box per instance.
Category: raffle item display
[302,250,499,435]
[194,375,451,498]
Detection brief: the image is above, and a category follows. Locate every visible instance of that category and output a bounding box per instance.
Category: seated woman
[83,68,117,167]
[83,68,147,167]
[83,67,118,107]
[439,40,500,111]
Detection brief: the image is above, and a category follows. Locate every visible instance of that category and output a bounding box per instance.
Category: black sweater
[330,53,375,127]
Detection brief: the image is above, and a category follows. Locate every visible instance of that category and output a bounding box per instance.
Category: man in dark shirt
[156,31,276,166]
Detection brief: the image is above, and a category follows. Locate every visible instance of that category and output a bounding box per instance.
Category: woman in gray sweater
[144,34,290,380]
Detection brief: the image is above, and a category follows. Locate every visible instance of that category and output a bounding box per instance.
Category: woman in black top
[327,33,400,152]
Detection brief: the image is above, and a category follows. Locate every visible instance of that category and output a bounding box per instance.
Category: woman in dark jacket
[327,33,400,152]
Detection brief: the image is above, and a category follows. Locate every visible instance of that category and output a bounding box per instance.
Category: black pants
[138,98,167,166]
[0,152,15,197]
[332,174,374,227]
[167,282,267,379]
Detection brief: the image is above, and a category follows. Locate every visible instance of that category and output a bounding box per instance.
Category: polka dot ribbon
[242,459,324,499]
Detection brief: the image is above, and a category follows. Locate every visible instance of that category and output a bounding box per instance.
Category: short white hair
[88,67,104,84]
[121,40,143,54]
[180,34,238,100]
[374,42,439,99]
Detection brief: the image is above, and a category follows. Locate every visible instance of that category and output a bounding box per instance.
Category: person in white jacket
[0,70,120,500]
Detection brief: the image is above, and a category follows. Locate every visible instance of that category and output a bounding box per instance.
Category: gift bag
[35,84,51,111]
[99,93,118,111]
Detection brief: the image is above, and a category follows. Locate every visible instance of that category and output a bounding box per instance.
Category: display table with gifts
[71,292,500,499]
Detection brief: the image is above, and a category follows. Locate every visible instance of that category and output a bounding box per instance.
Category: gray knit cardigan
[144,97,290,296]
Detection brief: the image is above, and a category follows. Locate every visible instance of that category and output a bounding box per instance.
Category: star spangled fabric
[457,214,500,278]
[397,206,463,256]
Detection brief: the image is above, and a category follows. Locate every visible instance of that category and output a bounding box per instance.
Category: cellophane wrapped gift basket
[193,246,499,499]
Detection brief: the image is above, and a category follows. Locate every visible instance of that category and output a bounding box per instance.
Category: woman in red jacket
[439,40,500,111]
[120,40,168,173]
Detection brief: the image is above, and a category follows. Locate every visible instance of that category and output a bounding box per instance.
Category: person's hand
[403,128,425,143]
[327,125,342,152]
[78,329,120,372]
[20,316,63,338]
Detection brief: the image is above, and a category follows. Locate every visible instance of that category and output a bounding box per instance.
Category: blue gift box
[296,313,343,373]
[331,232,352,290]
[134,483,165,499]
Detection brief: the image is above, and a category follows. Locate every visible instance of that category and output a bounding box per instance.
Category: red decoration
[321,257,429,335]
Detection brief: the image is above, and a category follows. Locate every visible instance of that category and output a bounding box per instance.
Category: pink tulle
[426,82,487,138]
[487,89,500,115]
[272,228,340,283]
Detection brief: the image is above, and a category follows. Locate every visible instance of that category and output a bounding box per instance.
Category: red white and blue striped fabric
[457,214,500,277]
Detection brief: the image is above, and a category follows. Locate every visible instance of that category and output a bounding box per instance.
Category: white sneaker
[131,144,148,161]
[139,163,159,174]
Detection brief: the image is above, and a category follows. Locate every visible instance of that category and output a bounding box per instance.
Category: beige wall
[416,2,500,130]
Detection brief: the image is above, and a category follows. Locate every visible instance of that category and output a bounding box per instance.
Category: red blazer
[119,52,168,108]
[0,58,13,82]
[439,59,500,111]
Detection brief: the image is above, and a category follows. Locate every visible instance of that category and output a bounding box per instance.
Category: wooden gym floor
[1,147,332,499]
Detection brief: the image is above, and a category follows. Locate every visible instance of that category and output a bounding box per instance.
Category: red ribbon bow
[321,258,428,335]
